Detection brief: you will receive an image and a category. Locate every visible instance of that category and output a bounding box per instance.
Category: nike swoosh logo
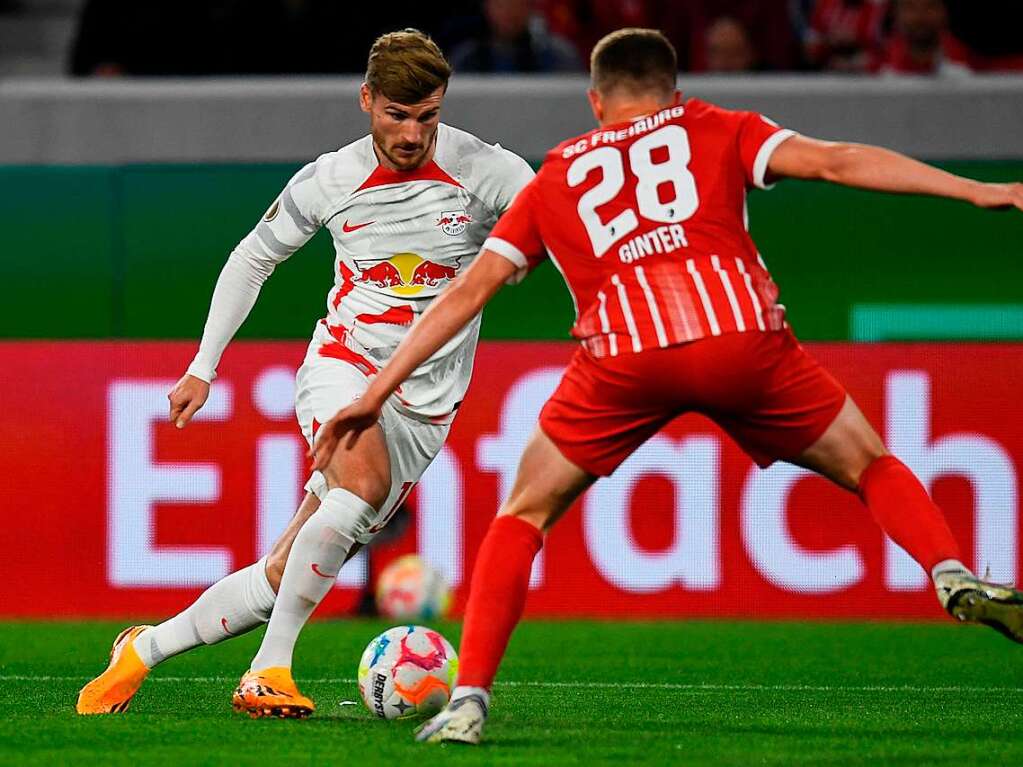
[221,617,235,635]
[342,219,374,233]
[311,563,334,578]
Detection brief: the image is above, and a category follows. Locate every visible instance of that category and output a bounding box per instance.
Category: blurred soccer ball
[357,625,458,720]
[375,554,451,620]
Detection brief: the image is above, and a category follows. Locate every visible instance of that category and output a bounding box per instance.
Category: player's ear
[587,88,603,123]
[359,83,373,114]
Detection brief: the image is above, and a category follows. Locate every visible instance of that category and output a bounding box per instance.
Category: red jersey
[485,98,794,358]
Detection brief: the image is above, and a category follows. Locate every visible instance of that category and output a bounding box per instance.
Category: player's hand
[309,397,383,471]
[969,182,1023,212]
[168,374,210,429]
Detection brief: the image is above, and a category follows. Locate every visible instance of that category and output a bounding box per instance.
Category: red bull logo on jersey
[354,261,403,288]
[354,252,461,296]
[411,259,458,287]
[437,209,472,236]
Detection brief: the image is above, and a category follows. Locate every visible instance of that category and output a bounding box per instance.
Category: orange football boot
[76,625,153,714]
[232,667,315,719]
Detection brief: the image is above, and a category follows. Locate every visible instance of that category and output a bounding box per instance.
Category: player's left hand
[309,397,383,471]
[969,181,1023,212]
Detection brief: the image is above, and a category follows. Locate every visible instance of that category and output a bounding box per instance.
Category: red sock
[858,455,961,574]
[457,515,543,690]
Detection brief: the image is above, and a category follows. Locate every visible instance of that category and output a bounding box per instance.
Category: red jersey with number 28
[485,99,796,358]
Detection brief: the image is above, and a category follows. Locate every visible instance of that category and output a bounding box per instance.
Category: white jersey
[188,124,534,421]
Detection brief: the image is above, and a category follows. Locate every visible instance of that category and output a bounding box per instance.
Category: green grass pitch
[0,618,1020,766]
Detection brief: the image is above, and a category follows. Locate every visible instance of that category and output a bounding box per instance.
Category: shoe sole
[422,729,481,745]
[232,702,314,719]
[948,588,1023,644]
[77,700,132,716]
[436,732,481,745]
[418,718,483,745]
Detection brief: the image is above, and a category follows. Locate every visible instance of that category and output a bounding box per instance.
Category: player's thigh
[355,405,450,544]
[296,356,392,508]
[712,331,848,470]
[791,395,887,491]
[499,426,596,531]
[321,422,392,506]
[539,347,672,479]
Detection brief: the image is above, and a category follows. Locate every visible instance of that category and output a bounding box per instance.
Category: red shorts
[539,330,847,476]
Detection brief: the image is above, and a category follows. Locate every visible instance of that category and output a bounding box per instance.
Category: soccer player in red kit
[312,28,1023,745]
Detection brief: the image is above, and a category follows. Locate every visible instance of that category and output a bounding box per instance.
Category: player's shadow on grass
[714,722,993,742]
[307,709,428,732]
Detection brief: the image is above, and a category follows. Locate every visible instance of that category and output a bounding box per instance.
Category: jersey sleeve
[186,162,327,382]
[736,112,796,190]
[489,146,537,215]
[482,172,548,285]
[238,160,327,262]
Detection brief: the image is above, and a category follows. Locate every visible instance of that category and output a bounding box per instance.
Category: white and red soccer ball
[358,625,458,720]
[375,554,451,621]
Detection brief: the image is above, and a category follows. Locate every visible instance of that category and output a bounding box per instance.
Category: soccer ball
[375,554,451,620]
[357,625,458,720]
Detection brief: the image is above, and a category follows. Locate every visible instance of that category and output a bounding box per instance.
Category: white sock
[931,559,972,581]
[250,487,372,671]
[133,556,277,669]
[450,685,490,712]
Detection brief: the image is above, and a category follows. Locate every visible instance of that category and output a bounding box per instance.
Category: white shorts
[295,354,449,544]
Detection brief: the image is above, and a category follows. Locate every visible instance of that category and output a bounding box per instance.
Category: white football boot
[414,693,488,745]
[935,569,1023,643]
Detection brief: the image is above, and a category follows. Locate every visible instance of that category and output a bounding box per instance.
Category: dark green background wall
[2,162,1021,341]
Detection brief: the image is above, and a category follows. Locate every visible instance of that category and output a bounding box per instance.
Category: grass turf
[0,619,1020,766]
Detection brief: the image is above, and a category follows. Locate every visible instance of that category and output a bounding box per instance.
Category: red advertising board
[2,341,1021,620]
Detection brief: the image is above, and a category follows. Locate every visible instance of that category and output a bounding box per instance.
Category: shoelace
[449,693,488,718]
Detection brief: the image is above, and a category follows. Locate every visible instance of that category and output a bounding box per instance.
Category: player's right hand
[168,374,210,429]
[309,397,383,471]
[970,182,1023,212]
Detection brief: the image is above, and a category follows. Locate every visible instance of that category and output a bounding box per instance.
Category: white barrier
[2,74,1022,163]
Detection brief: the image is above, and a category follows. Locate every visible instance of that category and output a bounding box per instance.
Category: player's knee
[322,468,390,510]
[844,444,890,491]
[264,555,285,593]
[498,500,551,531]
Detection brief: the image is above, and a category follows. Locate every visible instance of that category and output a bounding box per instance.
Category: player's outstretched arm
[174,163,325,428]
[768,134,1023,212]
[170,247,275,428]
[310,249,517,469]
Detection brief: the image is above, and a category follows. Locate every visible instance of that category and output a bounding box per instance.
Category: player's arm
[767,134,1023,211]
[167,246,279,428]
[309,249,517,468]
[169,162,325,428]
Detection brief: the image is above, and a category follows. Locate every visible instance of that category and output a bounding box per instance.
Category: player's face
[361,84,444,171]
[895,0,946,45]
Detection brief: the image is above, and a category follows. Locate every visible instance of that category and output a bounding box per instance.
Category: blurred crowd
[68,0,1023,77]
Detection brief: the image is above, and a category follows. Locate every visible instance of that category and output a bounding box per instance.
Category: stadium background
[1,1,1022,624]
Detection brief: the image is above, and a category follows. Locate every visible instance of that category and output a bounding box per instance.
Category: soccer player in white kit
[76,29,533,717]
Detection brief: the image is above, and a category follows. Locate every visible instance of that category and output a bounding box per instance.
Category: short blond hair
[366,28,452,104]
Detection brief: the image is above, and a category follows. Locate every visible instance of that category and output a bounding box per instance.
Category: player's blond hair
[590,28,677,97]
[366,28,452,105]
